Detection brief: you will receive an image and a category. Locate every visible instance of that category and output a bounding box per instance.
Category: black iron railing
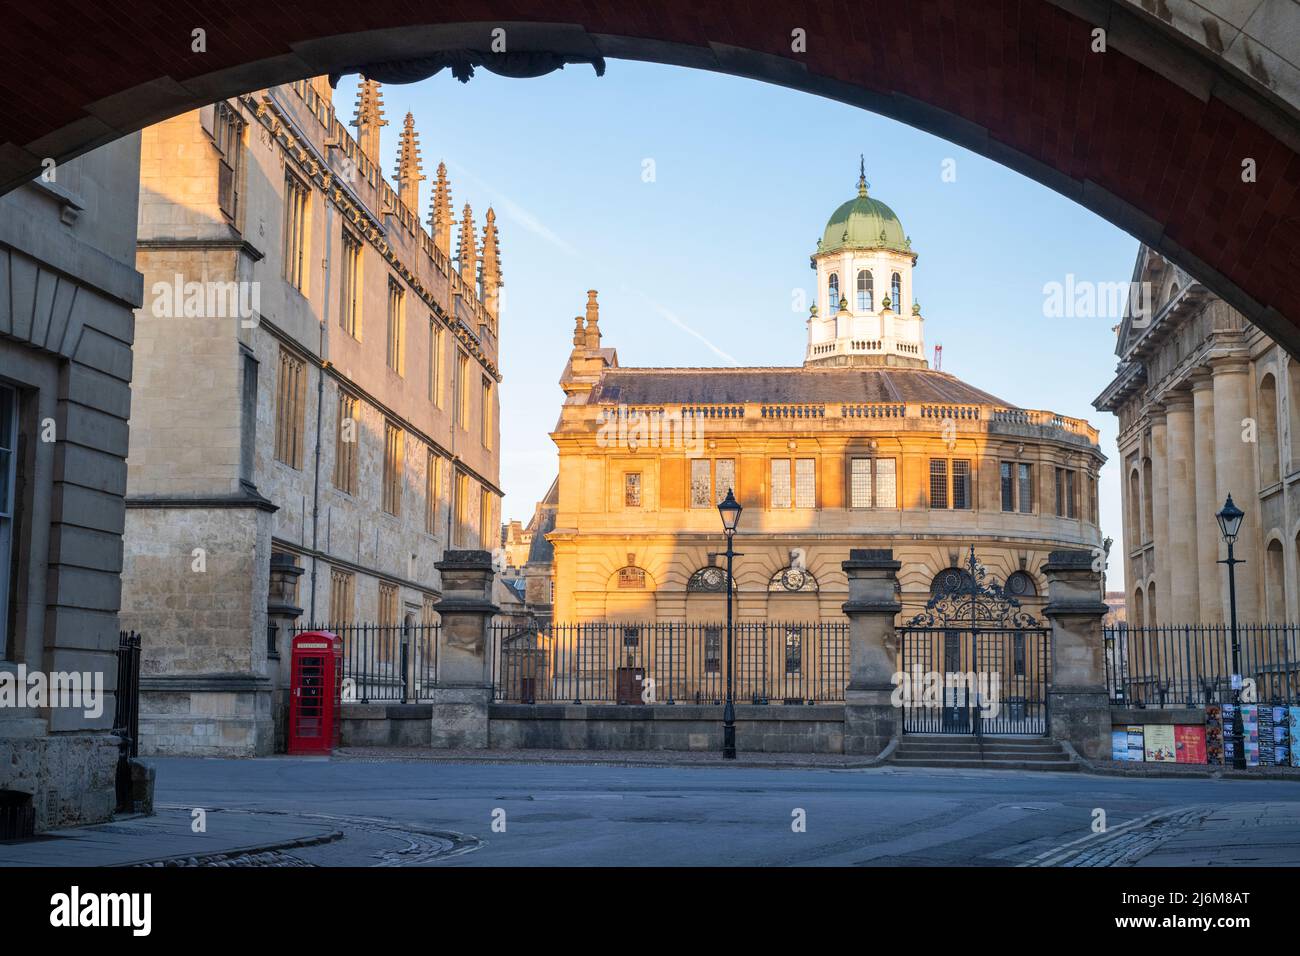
[492,621,849,705]
[1104,623,1300,708]
[113,630,142,813]
[296,622,440,703]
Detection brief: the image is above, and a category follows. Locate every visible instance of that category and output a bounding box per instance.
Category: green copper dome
[816,161,911,257]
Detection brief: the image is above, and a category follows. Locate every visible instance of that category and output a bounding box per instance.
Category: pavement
[5,754,1300,867]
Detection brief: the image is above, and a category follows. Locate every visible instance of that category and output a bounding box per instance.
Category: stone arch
[1265,534,1286,623]
[4,3,1300,350]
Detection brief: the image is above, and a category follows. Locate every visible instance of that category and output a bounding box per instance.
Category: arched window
[686,566,731,593]
[1146,581,1157,626]
[1132,587,1144,629]
[856,270,873,311]
[930,567,973,594]
[827,273,840,314]
[1128,467,1142,546]
[1266,539,1285,621]
[1259,371,1280,487]
[891,272,902,313]
[1005,571,1037,598]
[1141,457,1154,545]
[768,567,818,593]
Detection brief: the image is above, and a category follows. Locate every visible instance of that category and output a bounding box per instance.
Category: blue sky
[338,60,1138,588]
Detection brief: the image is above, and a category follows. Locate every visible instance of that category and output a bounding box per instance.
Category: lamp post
[1216,494,1247,770]
[717,488,743,759]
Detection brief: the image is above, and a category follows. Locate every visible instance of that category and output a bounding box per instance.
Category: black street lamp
[1216,494,1247,770]
[717,488,743,759]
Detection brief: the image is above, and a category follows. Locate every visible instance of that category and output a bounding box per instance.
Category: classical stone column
[266,552,304,753]
[1211,356,1260,621]
[841,549,903,756]
[430,550,499,748]
[1163,390,1199,616]
[1191,371,1223,623]
[1148,406,1170,622]
[1043,550,1110,760]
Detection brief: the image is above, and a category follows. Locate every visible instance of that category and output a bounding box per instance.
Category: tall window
[328,567,354,625]
[481,377,493,448]
[382,421,403,516]
[428,320,442,404]
[1000,461,1033,513]
[704,627,722,674]
[929,458,971,509]
[340,229,361,338]
[386,278,405,374]
[455,350,470,429]
[827,273,839,313]
[282,171,310,291]
[771,459,814,509]
[274,348,306,468]
[1054,467,1078,518]
[714,458,735,504]
[929,459,948,509]
[690,459,711,508]
[856,270,873,311]
[0,385,16,659]
[480,488,493,549]
[771,458,792,509]
[852,457,873,508]
[952,459,971,509]
[624,473,642,508]
[454,471,470,546]
[425,451,441,535]
[214,101,243,223]
[333,390,358,495]
[891,272,902,313]
[378,582,399,628]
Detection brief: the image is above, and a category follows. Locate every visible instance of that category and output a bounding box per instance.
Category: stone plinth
[430,551,498,748]
[1043,549,1110,760]
[841,549,902,756]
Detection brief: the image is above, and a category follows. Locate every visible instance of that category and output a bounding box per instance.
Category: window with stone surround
[382,420,403,516]
[690,459,711,508]
[771,458,792,509]
[214,101,244,224]
[455,350,470,430]
[929,458,970,509]
[850,457,897,509]
[827,273,839,314]
[479,487,493,550]
[328,567,354,626]
[428,320,443,405]
[454,471,469,547]
[282,170,310,292]
[333,390,358,495]
[274,348,306,469]
[1002,461,1033,513]
[856,270,873,311]
[481,376,493,449]
[340,229,362,338]
[624,472,642,509]
[386,277,405,375]
[378,581,399,628]
[1018,463,1033,514]
[425,450,441,535]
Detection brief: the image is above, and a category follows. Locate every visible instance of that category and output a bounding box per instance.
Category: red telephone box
[288,631,343,755]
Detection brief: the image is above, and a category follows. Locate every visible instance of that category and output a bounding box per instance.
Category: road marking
[1020,805,1211,867]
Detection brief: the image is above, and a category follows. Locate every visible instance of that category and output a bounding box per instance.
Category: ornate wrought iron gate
[898,548,1050,736]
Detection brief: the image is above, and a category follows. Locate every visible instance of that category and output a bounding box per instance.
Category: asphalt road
[148,756,1300,866]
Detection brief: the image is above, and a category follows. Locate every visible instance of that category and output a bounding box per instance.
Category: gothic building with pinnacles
[121,77,503,756]
[538,166,1106,628]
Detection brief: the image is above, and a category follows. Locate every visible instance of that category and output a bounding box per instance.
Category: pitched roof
[590,366,1014,407]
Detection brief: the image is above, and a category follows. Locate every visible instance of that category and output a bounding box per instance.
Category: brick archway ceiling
[2,1,1298,353]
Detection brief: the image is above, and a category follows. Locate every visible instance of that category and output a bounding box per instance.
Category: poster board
[1174,725,1206,764]
[1143,724,1177,762]
[1206,704,1225,765]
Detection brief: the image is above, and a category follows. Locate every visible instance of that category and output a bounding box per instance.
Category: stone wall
[340,703,845,753]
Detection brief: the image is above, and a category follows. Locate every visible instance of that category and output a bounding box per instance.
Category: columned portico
[1210,356,1261,622]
